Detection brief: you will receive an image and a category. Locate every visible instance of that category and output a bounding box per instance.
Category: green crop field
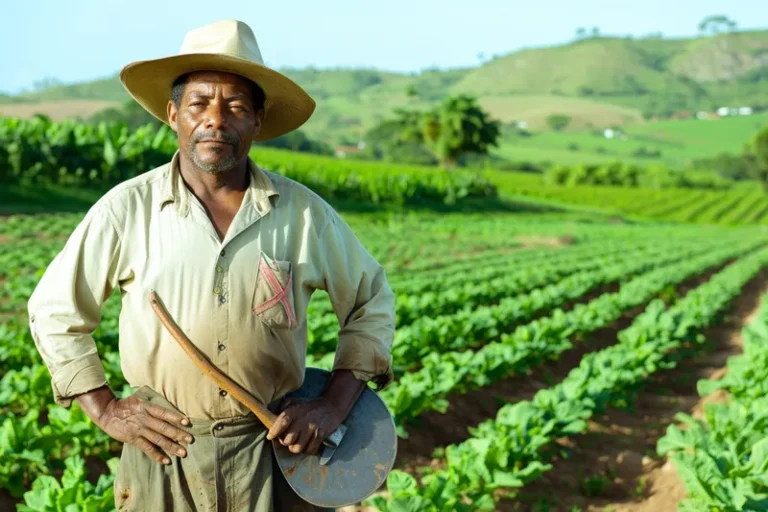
[5,206,768,510]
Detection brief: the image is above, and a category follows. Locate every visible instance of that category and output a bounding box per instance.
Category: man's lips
[198,139,233,145]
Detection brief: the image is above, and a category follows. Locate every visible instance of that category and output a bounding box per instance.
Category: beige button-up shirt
[27,150,395,419]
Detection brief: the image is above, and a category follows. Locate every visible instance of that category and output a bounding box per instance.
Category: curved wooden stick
[148,290,278,429]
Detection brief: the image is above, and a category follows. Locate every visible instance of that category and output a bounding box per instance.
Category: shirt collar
[159,150,280,217]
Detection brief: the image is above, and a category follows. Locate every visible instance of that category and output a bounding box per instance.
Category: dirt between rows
[502,269,768,512]
[394,259,734,473]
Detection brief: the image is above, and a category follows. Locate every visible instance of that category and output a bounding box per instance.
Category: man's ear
[167,101,179,132]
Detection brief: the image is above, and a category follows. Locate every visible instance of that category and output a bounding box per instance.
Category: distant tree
[698,15,737,35]
[395,95,501,168]
[746,125,768,191]
[576,27,587,40]
[405,84,418,98]
[359,118,437,166]
[591,27,600,38]
[546,114,572,132]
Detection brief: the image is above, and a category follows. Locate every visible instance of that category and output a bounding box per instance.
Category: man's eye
[232,105,245,111]
[189,102,204,107]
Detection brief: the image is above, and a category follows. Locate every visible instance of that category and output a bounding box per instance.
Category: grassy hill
[495,111,768,167]
[2,29,766,157]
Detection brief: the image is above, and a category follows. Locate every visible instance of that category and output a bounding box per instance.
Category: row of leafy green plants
[0,116,496,205]
[657,285,768,511]
[372,243,768,511]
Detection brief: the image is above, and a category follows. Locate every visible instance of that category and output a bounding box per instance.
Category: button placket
[213,249,230,417]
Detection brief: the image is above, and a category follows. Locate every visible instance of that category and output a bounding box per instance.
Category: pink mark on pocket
[253,258,297,328]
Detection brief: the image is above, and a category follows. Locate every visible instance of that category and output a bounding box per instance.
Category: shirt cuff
[332,333,393,390]
[50,353,109,408]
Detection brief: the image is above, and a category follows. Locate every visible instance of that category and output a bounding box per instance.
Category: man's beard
[187,131,241,174]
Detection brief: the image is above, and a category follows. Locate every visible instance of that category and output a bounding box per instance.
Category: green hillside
[2,29,767,147]
[454,31,768,114]
[495,111,768,167]
[453,38,691,97]
[13,76,130,102]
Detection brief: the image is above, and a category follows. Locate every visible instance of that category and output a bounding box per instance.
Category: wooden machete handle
[148,290,278,429]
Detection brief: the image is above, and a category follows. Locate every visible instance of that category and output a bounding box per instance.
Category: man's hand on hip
[76,386,194,465]
[266,397,343,455]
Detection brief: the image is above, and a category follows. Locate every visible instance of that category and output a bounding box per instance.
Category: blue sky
[2,0,766,94]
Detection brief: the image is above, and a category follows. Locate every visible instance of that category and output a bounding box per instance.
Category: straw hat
[119,20,315,142]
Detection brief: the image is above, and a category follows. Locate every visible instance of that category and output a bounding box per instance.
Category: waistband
[133,385,271,438]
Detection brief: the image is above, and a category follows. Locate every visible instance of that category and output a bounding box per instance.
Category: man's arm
[318,208,395,387]
[267,207,395,454]
[28,202,122,407]
[28,202,193,465]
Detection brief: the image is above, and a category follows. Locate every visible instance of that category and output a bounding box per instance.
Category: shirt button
[215,424,224,431]
[214,287,222,294]
[219,296,226,304]
[216,265,223,273]
[220,249,226,257]
[218,344,226,351]
[219,390,228,397]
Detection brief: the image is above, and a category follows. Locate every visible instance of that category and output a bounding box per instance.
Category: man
[27,19,395,511]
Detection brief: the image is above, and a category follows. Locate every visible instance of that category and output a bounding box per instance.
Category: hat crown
[179,20,264,65]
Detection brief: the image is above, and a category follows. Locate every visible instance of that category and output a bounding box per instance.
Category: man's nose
[204,102,228,130]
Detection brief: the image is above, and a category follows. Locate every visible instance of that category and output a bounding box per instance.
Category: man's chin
[194,159,236,175]
[190,151,239,174]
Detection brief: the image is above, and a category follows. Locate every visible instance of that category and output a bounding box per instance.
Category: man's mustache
[192,131,240,146]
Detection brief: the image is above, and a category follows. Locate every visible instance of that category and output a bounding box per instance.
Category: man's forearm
[75,385,117,430]
[321,369,366,420]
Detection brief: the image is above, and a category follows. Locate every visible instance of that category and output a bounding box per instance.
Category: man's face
[168,71,264,174]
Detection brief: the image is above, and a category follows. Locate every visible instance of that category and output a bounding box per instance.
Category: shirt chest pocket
[252,252,298,330]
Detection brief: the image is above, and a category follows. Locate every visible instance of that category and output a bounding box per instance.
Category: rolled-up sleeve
[27,202,123,407]
[316,208,395,389]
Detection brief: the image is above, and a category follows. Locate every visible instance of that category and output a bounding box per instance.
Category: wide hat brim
[119,53,316,142]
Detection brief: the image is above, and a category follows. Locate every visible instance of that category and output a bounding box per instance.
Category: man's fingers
[139,426,188,459]
[141,415,194,446]
[145,403,190,426]
[134,437,171,465]
[289,428,309,454]
[266,411,292,441]
[280,426,299,447]
[305,428,325,455]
